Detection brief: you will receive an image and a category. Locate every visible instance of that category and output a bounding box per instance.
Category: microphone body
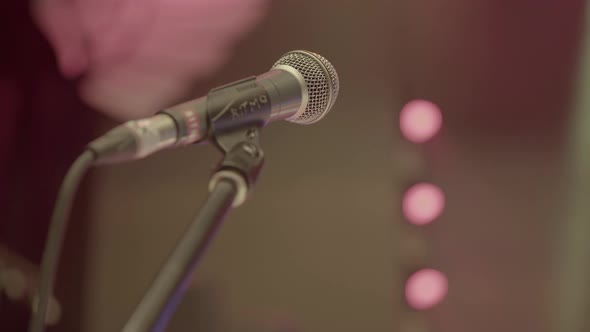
[88,50,338,163]
[88,67,306,164]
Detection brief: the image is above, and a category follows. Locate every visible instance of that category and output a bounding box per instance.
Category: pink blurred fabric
[32,0,270,119]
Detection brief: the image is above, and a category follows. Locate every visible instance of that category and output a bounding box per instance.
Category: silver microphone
[88,50,339,164]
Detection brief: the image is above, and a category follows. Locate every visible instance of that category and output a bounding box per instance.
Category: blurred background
[1,0,590,331]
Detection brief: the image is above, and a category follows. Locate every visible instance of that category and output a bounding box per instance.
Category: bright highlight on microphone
[87,50,339,164]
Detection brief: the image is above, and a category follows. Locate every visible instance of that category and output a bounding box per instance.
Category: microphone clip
[209,126,265,207]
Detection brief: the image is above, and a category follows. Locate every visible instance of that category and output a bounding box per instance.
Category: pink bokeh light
[405,269,448,310]
[402,183,445,225]
[399,99,442,143]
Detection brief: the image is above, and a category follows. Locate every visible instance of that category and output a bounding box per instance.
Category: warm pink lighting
[402,183,445,225]
[399,99,442,143]
[405,269,448,310]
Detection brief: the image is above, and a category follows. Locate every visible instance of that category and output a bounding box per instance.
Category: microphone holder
[122,126,265,332]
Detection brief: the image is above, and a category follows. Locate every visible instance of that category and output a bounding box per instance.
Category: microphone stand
[121,126,265,332]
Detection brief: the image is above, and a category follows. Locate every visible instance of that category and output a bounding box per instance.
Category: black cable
[28,149,96,332]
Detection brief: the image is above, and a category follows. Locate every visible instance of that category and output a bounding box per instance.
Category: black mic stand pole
[121,126,265,332]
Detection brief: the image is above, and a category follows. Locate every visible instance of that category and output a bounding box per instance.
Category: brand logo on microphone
[230,95,269,119]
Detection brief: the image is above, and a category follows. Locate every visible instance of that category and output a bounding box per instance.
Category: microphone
[88,50,339,163]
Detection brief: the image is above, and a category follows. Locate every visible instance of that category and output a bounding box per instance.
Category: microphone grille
[272,50,339,124]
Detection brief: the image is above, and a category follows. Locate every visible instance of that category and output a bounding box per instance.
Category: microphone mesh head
[272,50,339,124]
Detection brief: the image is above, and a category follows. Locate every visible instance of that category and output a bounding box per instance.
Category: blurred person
[33,0,270,119]
[0,0,269,329]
